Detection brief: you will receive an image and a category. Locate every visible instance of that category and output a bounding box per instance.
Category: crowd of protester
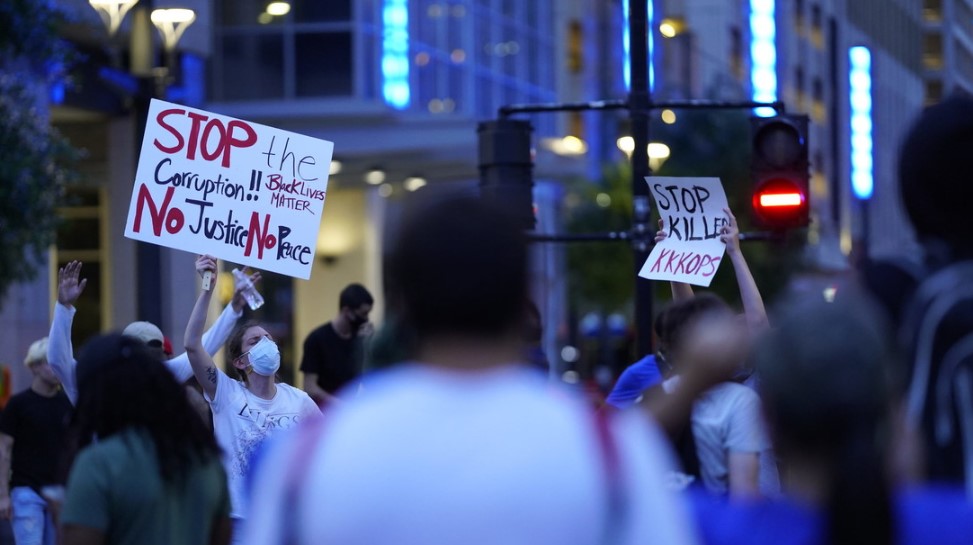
[2,94,973,545]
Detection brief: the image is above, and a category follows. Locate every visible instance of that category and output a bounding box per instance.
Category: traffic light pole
[492,4,785,359]
[628,0,654,357]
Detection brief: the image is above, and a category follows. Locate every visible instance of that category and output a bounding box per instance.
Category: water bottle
[232,268,265,310]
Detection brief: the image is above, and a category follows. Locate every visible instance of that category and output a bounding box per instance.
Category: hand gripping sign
[124,99,334,280]
[638,177,729,287]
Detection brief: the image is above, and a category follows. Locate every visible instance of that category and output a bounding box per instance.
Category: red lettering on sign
[132,184,185,236]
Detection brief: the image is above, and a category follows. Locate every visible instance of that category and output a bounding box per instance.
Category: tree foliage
[0,0,76,305]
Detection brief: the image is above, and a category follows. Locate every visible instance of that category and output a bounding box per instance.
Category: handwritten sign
[638,177,729,287]
[124,99,333,279]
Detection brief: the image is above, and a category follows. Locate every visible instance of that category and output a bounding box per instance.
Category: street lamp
[89,0,139,37]
[150,8,196,53]
[87,0,196,328]
[89,1,196,53]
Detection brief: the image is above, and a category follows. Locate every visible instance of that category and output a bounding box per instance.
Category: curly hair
[66,334,221,483]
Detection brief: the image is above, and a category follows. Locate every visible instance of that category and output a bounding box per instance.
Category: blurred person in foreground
[691,296,973,545]
[862,93,973,487]
[60,334,230,545]
[242,195,698,545]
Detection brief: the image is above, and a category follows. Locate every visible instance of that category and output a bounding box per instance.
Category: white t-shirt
[242,364,698,545]
[691,382,778,495]
[206,369,319,519]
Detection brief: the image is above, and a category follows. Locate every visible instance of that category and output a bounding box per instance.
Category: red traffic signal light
[752,177,808,228]
[750,115,810,230]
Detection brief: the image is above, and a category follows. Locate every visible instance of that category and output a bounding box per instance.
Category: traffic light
[478,119,535,230]
[750,114,810,230]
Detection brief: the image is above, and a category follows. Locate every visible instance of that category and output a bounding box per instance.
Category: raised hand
[195,255,218,279]
[655,218,669,244]
[57,261,88,307]
[719,207,741,255]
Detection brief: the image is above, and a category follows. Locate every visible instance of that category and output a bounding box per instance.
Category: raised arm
[185,255,220,400]
[655,219,694,301]
[47,261,88,405]
[720,208,768,333]
[165,272,259,383]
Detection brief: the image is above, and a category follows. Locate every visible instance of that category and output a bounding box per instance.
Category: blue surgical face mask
[245,337,280,376]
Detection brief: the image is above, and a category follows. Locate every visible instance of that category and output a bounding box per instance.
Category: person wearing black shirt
[300,284,374,406]
[0,338,72,545]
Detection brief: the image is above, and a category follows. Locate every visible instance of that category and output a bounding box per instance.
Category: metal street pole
[130,0,163,327]
[628,0,654,358]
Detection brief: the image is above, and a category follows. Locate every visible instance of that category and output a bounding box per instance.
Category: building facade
[0,0,598,387]
[651,0,926,263]
[922,0,973,104]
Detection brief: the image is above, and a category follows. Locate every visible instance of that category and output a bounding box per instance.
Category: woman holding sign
[185,255,319,544]
[607,207,779,498]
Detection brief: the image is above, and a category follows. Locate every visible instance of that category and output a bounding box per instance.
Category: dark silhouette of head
[387,195,528,344]
[753,296,897,545]
[69,334,221,482]
[339,284,374,311]
[899,93,973,261]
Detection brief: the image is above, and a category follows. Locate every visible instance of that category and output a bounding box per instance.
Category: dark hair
[67,334,221,483]
[339,283,374,311]
[387,195,528,341]
[899,92,973,258]
[655,293,731,366]
[753,297,895,545]
[226,320,261,382]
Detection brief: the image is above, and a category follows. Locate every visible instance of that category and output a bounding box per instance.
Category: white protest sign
[638,177,729,287]
[124,99,333,279]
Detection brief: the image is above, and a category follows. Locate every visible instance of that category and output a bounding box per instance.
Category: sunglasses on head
[146,339,163,348]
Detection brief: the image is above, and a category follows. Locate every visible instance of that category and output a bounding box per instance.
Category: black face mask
[348,313,368,332]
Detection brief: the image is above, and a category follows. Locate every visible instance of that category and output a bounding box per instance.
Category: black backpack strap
[901,261,973,487]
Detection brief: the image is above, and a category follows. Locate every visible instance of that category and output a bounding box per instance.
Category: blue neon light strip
[622,0,654,92]
[849,46,873,200]
[382,0,410,109]
[749,0,777,117]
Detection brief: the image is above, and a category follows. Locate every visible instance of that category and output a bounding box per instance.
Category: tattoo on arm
[206,367,218,385]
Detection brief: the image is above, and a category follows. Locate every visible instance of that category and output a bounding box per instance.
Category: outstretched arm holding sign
[185,255,222,401]
[719,208,768,333]
[655,208,768,332]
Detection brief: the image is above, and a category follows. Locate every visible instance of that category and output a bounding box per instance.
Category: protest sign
[638,177,729,287]
[124,99,333,279]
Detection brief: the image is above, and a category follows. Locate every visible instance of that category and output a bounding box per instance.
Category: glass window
[218,34,286,100]
[295,32,354,96]
[57,218,101,251]
[293,0,352,22]
[923,33,944,70]
[219,0,282,27]
[923,0,943,22]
